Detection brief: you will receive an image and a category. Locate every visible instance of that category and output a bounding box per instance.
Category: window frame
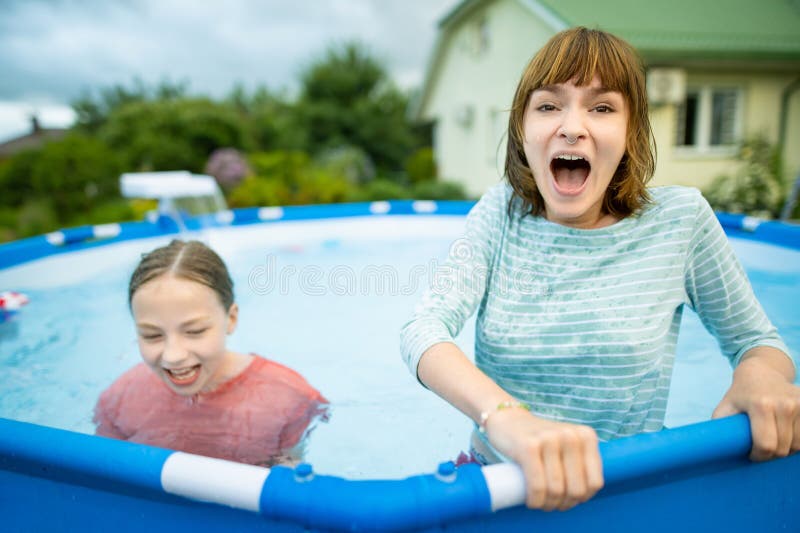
[674,85,744,157]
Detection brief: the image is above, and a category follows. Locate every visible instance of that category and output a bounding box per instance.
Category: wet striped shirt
[400,183,791,441]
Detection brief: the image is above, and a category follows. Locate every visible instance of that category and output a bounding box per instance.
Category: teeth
[169,367,197,377]
[555,155,585,161]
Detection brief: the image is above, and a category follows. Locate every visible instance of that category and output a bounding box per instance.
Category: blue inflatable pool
[0,201,798,531]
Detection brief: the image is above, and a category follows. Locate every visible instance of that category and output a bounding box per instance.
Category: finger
[522,445,547,510]
[792,410,800,453]
[540,438,566,511]
[558,433,586,511]
[749,401,779,461]
[711,401,738,420]
[774,399,796,457]
[581,429,604,501]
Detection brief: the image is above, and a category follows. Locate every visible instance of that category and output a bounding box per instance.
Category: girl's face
[131,274,238,396]
[523,76,629,229]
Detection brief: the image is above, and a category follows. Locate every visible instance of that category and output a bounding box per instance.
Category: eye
[186,328,208,336]
[140,333,162,341]
[536,103,557,112]
[593,104,614,113]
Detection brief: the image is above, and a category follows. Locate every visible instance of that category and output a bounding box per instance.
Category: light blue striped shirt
[401,183,791,441]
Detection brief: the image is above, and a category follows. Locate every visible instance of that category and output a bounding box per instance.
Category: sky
[0,0,460,143]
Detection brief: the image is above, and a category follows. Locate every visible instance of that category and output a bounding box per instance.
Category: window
[676,87,741,150]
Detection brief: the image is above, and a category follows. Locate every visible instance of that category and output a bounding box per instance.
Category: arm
[684,191,797,459]
[712,346,800,460]
[403,186,603,510]
[418,342,603,511]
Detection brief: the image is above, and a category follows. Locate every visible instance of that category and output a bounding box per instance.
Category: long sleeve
[400,183,509,377]
[683,190,793,368]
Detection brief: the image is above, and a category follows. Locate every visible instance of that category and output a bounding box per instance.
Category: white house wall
[424,0,557,196]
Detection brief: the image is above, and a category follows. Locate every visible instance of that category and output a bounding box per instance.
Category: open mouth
[164,364,201,386]
[550,154,591,195]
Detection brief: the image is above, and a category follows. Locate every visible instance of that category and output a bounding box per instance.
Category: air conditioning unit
[646,68,687,105]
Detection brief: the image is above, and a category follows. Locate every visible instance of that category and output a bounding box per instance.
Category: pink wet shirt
[94,356,328,466]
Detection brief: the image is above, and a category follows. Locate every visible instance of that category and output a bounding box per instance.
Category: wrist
[478,400,530,434]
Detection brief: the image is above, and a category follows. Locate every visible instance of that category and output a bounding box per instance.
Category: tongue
[554,166,589,192]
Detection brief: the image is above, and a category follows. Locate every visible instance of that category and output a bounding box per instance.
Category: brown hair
[504,26,655,218]
[128,240,234,310]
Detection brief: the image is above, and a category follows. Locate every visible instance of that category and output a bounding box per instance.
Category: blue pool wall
[1,414,798,532]
[1,200,799,531]
[1,199,798,270]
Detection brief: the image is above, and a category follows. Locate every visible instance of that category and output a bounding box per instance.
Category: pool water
[0,217,798,479]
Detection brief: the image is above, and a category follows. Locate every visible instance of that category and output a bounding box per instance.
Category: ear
[226,303,239,335]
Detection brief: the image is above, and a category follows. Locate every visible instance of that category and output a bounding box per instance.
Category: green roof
[535,0,800,61]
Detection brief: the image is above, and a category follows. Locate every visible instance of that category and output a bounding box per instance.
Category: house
[412,0,800,197]
[0,116,68,159]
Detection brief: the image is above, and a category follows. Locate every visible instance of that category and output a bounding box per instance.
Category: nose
[558,106,587,144]
[161,336,189,366]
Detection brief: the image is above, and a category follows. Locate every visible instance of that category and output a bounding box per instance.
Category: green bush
[78,199,136,226]
[704,137,785,218]
[0,149,41,207]
[228,176,292,207]
[411,180,468,201]
[247,151,311,183]
[16,199,59,238]
[0,207,18,242]
[405,147,437,184]
[347,179,410,202]
[100,98,248,172]
[316,145,375,185]
[30,134,123,223]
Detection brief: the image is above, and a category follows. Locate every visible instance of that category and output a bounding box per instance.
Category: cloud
[0,0,458,105]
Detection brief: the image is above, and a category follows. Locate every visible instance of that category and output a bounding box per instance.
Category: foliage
[347,179,410,202]
[316,145,375,185]
[15,198,58,239]
[227,150,353,207]
[0,44,444,243]
[410,180,468,201]
[405,147,437,184]
[227,85,309,151]
[29,134,123,223]
[204,147,250,190]
[99,98,248,173]
[0,149,40,207]
[72,78,189,133]
[297,42,419,175]
[704,137,785,218]
[68,199,136,227]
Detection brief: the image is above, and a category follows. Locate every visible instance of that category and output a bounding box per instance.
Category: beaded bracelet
[478,400,530,433]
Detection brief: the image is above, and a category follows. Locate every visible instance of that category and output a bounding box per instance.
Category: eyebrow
[136,317,209,330]
[535,85,619,97]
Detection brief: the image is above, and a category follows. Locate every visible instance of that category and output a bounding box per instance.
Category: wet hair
[504,26,656,218]
[128,240,234,310]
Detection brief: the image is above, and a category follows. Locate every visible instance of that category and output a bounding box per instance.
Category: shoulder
[248,355,326,401]
[470,182,513,217]
[95,363,153,418]
[99,363,152,398]
[638,186,711,224]
[646,185,705,210]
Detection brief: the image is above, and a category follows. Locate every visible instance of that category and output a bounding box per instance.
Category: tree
[29,133,123,222]
[297,42,419,176]
[99,98,248,172]
[72,78,189,133]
